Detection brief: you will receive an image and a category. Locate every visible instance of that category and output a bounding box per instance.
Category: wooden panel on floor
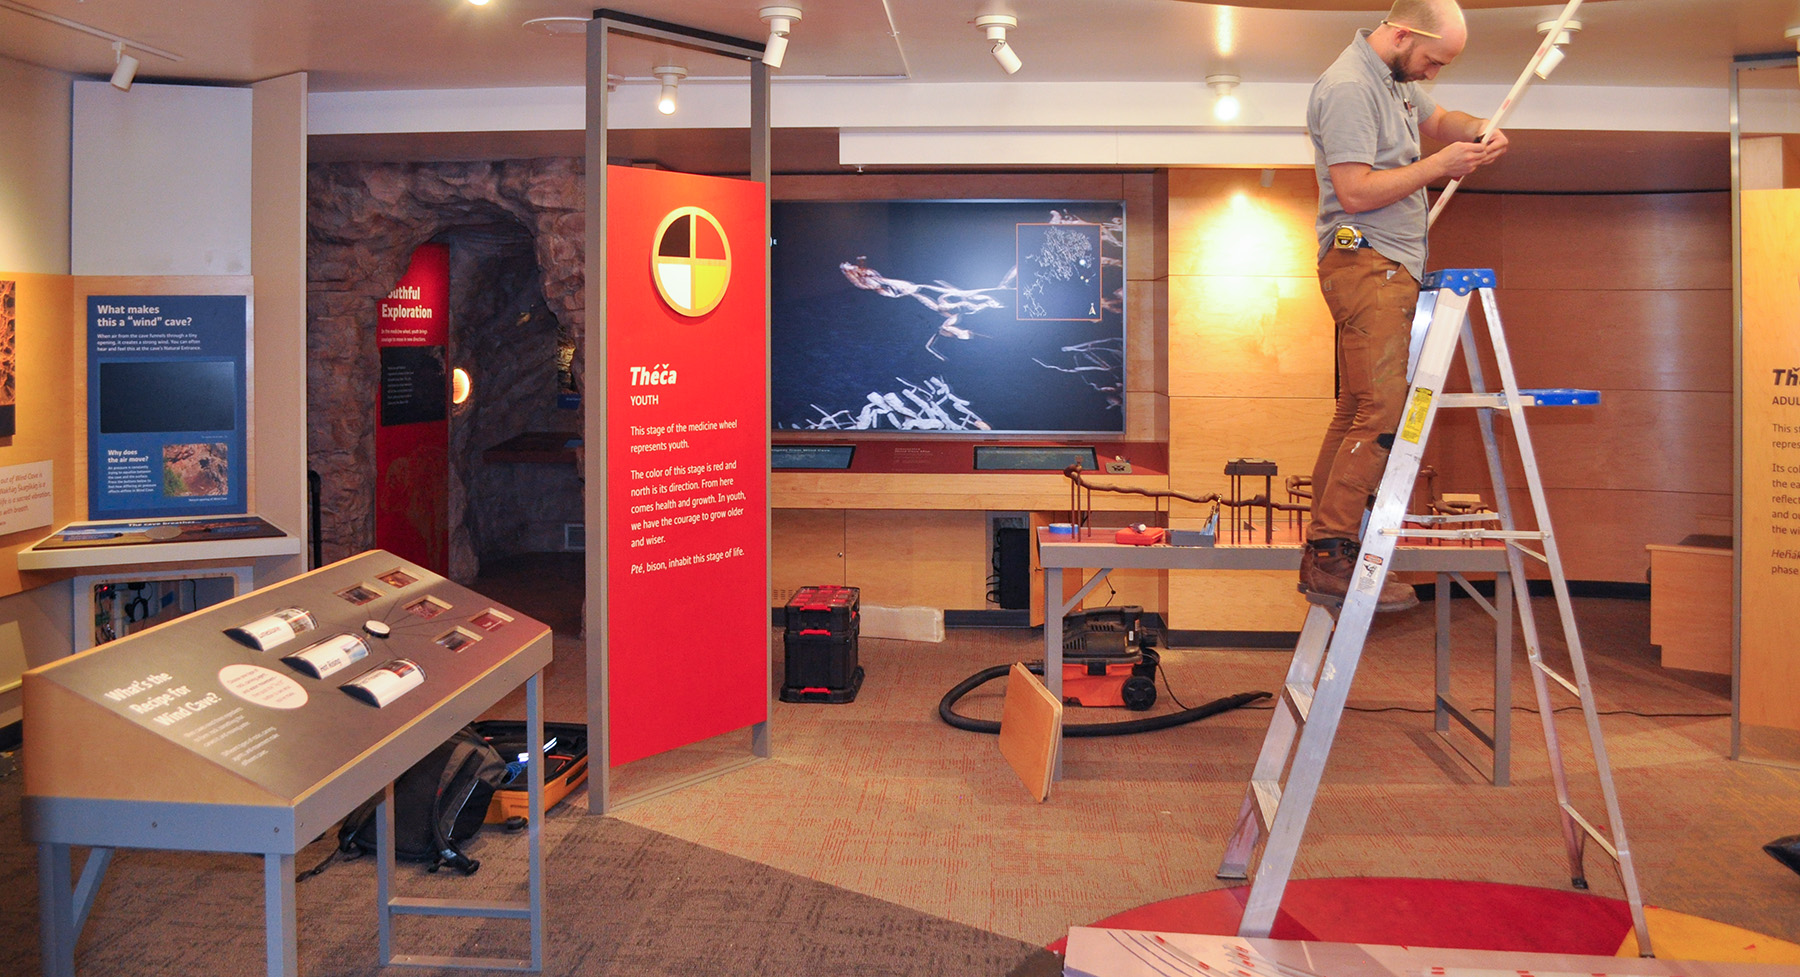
[1647,543,1732,675]
[844,509,988,609]
[998,662,1061,803]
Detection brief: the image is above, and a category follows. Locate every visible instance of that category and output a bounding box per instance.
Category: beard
[1386,52,1413,83]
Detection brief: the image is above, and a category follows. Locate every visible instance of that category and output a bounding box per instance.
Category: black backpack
[335,725,506,876]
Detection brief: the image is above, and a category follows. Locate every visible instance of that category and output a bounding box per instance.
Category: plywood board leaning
[998,662,1061,802]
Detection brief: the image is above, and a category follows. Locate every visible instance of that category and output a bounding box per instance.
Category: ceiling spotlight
[467,0,491,6]
[760,5,801,69]
[1207,73,1240,122]
[1534,18,1581,79]
[975,14,1021,75]
[109,41,139,91]
[653,64,687,115]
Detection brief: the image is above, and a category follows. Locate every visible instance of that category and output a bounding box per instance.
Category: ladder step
[1383,527,1545,542]
[1531,659,1583,697]
[1251,779,1283,831]
[1282,682,1313,723]
[1561,802,1622,862]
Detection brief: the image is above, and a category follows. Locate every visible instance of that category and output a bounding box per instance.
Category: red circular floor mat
[1047,878,1633,956]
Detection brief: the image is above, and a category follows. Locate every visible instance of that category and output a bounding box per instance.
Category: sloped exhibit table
[24,550,553,976]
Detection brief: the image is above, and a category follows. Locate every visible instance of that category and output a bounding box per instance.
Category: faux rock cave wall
[308,159,585,577]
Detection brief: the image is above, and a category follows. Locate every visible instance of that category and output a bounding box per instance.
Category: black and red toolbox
[780,585,864,704]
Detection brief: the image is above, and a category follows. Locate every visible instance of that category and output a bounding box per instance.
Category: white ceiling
[2,0,1798,93]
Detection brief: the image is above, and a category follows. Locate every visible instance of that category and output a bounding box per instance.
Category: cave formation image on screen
[771,200,1125,434]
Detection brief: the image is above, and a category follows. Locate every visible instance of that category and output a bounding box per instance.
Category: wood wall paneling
[1419,194,1505,273]
[771,508,846,603]
[1167,396,1334,522]
[1168,169,1321,279]
[1168,275,1335,400]
[843,509,989,609]
[1167,569,1311,634]
[1500,193,1730,291]
[1425,390,1731,496]
[1483,288,1733,393]
[771,471,1168,512]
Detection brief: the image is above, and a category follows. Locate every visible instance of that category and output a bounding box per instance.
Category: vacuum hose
[938,661,1270,736]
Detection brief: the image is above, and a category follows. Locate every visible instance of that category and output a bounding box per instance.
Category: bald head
[1387,0,1466,41]
[1374,0,1467,82]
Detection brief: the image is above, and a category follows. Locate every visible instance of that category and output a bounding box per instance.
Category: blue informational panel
[87,295,248,519]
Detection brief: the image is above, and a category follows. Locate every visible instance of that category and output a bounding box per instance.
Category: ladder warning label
[1401,388,1433,443]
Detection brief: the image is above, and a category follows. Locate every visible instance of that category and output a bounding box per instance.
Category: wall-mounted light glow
[975,14,1022,75]
[452,368,472,406]
[1207,73,1240,122]
[467,0,491,6]
[653,64,687,115]
[760,5,801,69]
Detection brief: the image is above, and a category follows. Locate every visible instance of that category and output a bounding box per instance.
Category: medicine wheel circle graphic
[651,206,732,317]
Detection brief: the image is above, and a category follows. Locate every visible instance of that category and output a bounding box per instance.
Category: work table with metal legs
[1036,529,1514,784]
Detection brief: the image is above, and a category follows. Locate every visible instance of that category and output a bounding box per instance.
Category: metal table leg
[266,852,298,977]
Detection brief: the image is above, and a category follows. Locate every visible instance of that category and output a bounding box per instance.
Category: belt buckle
[1333,225,1364,251]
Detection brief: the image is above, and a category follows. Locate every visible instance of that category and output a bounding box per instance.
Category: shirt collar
[1353,26,1404,98]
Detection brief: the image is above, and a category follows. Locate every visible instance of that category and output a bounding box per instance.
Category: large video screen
[772,200,1126,434]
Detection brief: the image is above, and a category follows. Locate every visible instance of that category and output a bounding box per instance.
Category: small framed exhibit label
[377,568,417,589]
[403,595,450,619]
[335,583,382,606]
[770,444,855,470]
[434,626,482,652]
[973,445,1098,471]
[469,608,513,632]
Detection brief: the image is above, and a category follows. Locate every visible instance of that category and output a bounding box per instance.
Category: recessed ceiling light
[523,16,588,35]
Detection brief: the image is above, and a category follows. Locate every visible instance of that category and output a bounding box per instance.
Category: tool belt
[1332,224,1370,250]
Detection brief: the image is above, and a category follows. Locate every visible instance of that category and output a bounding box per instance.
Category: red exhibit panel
[374,243,451,575]
[606,166,768,767]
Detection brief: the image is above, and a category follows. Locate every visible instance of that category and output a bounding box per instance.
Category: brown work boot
[1298,539,1419,612]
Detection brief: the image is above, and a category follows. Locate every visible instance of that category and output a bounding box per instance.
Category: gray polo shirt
[1309,28,1438,282]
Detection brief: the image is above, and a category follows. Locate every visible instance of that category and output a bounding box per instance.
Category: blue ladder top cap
[1421,268,1497,294]
[1520,388,1600,406]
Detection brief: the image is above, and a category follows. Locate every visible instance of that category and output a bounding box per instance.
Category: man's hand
[1431,136,1505,180]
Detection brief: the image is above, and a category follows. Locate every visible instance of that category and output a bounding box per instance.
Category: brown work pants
[1307,247,1420,544]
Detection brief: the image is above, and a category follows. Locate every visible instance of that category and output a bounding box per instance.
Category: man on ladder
[1302,0,1507,611]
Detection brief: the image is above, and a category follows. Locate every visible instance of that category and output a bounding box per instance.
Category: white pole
[1427,0,1585,228]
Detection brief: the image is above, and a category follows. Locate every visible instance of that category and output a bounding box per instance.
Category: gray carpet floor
[0,769,1038,976]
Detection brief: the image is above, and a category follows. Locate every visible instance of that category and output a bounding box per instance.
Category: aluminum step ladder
[1214,268,1653,955]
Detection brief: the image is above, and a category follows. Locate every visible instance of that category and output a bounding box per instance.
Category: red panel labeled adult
[606,166,768,766]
